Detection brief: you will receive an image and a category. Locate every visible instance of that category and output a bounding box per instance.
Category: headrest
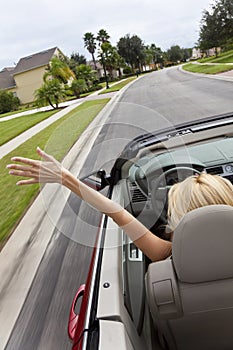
[172,205,233,283]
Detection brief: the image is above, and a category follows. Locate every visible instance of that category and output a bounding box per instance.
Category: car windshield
[76,71,233,179]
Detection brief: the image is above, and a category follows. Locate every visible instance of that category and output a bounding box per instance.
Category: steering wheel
[150,166,201,224]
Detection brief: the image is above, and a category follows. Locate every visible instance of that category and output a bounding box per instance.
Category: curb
[179,65,233,82]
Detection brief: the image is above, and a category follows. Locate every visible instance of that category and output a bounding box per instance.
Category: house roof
[13,47,58,75]
[0,68,16,90]
[87,60,103,70]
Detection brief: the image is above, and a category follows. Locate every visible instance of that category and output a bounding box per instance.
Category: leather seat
[145,205,233,350]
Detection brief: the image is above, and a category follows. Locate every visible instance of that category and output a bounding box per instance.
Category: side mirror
[68,284,86,341]
[80,169,111,191]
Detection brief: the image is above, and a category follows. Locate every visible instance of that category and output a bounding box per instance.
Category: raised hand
[7,147,64,185]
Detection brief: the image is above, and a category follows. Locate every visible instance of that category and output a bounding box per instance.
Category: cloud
[0,0,212,69]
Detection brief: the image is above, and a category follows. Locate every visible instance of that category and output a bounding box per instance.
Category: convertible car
[68,111,233,350]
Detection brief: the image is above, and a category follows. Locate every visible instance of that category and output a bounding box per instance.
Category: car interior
[90,115,233,350]
[146,204,233,350]
[97,116,233,349]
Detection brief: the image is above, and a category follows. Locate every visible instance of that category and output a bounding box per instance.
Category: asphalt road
[5,66,233,350]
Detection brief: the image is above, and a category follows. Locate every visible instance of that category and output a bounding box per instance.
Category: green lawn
[98,77,136,94]
[211,52,233,63]
[198,50,233,64]
[183,63,233,74]
[0,107,34,119]
[0,110,58,146]
[0,98,110,247]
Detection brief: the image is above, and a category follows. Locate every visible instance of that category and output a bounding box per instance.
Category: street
[4,66,233,350]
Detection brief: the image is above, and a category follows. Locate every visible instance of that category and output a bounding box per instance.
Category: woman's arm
[7,147,172,261]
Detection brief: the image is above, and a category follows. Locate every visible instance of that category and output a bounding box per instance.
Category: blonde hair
[167,173,233,232]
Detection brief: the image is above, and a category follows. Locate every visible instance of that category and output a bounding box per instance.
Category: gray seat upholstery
[145,205,233,350]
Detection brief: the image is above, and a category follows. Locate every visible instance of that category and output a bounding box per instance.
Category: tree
[143,46,154,67]
[149,44,164,66]
[70,79,87,98]
[35,80,67,109]
[96,29,110,45]
[68,52,87,71]
[75,64,97,87]
[198,0,233,54]
[83,32,97,69]
[43,57,75,84]
[114,51,126,78]
[166,45,183,63]
[0,90,20,114]
[99,42,124,79]
[143,44,164,69]
[117,34,145,69]
[212,0,233,46]
[70,52,86,65]
[182,48,192,61]
[198,9,221,55]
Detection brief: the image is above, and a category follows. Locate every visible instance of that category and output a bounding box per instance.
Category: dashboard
[126,137,233,223]
[205,163,233,183]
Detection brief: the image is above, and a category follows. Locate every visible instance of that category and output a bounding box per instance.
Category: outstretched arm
[7,147,172,261]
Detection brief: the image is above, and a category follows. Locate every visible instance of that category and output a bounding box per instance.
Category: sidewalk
[0,101,82,159]
[0,85,116,160]
[217,69,233,78]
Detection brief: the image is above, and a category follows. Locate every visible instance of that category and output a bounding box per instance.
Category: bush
[123,66,133,74]
[87,84,102,92]
[98,76,108,83]
[0,90,20,114]
[223,40,233,52]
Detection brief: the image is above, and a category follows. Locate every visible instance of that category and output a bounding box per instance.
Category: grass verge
[98,77,136,94]
[198,50,233,64]
[0,110,59,146]
[0,98,110,247]
[0,107,34,119]
[182,63,233,74]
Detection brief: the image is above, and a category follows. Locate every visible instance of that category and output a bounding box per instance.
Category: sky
[0,0,212,70]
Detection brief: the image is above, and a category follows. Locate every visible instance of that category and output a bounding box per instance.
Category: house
[192,47,221,60]
[87,60,105,79]
[0,47,65,104]
[87,60,123,79]
[0,67,16,94]
[192,48,202,59]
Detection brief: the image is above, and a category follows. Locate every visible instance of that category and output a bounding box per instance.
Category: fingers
[37,147,55,162]
[16,179,38,186]
[7,163,38,173]
[10,156,39,167]
[7,162,39,181]
[8,147,60,186]
[11,148,55,166]
[9,169,38,178]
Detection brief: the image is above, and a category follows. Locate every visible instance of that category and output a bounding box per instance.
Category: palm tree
[99,42,119,79]
[70,79,88,98]
[96,29,110,45]
[83,32,97,69]
[35,79,67,109]
[43,57,75,84]
[75,64,97,88]
[150,44,164,67]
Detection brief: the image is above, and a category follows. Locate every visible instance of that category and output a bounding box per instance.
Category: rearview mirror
[80,169,110,191]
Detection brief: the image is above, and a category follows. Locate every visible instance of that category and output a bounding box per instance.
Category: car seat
[145,205,233,350]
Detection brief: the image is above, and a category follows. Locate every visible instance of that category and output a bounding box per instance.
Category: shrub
[87,84,102,92]
[0,90,20,114]
[123,66,133,74]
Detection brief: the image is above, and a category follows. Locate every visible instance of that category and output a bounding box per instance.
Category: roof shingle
[0,68,16,90]
[13,47,58,75]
